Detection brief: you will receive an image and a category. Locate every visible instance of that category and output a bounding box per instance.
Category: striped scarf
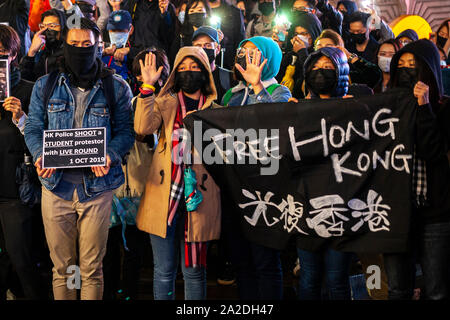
[167,92,207,268]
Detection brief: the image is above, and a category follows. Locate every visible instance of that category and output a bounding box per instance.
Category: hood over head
[303,46,349,97]
[159,46,217,104]
[238,36,283,81]
[337,1,358,15]
[390,39,443,98]
[396,29,419,42]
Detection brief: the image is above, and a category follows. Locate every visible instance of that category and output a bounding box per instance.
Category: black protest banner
[42,127,106,169]
[184,88,417,253]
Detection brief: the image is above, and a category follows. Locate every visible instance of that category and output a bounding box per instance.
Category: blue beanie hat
[238,36,282,81]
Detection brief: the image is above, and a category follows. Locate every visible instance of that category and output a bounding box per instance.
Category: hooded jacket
[225,36,291,106]
[303,46,350,98]
[277,12,322,99]
[20,8,67,81]
[396,29,419,43]
[134,46,222,241]
[316,0,343,35]
[390,39,450,223]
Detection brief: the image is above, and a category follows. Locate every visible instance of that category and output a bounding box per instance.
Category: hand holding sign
[91,154,111,177]
[35,156,56,178]
[2,96,23,121]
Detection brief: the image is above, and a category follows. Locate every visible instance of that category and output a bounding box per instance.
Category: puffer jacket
[303,46,350,98]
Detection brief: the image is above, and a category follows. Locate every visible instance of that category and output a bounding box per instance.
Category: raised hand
[159,0,169,14]
[235,48,267,89]
[414,81,429,106]
[139,52,163,86]
[28,27,47,57]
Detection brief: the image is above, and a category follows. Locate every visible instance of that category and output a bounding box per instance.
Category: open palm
[235,49,267,87]
[139,52,163,86]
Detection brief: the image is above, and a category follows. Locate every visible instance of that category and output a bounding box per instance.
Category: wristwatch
[349,53,359,63]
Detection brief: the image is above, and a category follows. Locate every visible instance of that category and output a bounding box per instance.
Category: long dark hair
[181,0,211,37]
[0,25,21,66]
[375,39,401,59]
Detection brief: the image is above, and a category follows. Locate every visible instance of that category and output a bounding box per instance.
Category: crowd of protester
[0,0,449,301]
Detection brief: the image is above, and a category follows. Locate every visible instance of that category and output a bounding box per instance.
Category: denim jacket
[223,78,292,106]
[24,72,135,198]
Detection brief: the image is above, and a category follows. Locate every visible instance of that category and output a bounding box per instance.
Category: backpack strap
[218,67,231,93]
[222,88,233,106]
[42,70,60,128]
[266,83,281,95]
[101,74,116,126]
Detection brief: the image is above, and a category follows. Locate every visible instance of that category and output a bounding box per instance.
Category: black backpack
[42,71,117,128]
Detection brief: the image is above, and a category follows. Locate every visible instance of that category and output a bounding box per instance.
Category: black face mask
[351,33,367,44]
[259,2,274,16]
[64,42,99,89]
[306,69,337,96]
[234,55,247,81]
[175,71,207,94]
[396,67,419,89]
[203,48,216,64]
[437,35,448,49]
[189,13,206,28]
[44,29,61,49]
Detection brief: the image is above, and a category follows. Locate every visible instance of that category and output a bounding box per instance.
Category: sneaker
[217,262,236,286]
[6,289,16,300]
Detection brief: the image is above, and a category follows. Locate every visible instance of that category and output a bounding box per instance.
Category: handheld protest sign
[0,59,9,103]
[42,127,107,169]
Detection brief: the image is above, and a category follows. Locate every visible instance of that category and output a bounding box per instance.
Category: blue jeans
[297,248,352,300]
[149,215,207,300]
[222,210,283,300]
[384,221,450,300]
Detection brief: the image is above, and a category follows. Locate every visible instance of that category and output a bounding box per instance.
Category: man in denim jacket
[24,17,134,300]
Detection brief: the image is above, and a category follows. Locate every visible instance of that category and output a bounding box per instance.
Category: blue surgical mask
[178,11,185,24]
[109,31,129,48]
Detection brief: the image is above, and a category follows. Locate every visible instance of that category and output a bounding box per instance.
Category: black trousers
[103,225,147,300]
[0,200,48,299]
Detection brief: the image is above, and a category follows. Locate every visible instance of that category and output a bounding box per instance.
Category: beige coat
[134,46,221,242]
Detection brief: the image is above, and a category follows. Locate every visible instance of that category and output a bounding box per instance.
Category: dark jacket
[349,56,382,89]
[19,9,67,82]
[304,46,350,98]
[0,67,34,199]
[210,1,245,70]
[391,40,450,223]
[277,12,322,99]
[346,34,380,64]
[317,0,343,35]
[122,0,177,62]
[0,0,30,60]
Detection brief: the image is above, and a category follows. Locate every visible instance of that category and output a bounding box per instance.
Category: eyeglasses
[236,47,259,58]
[39,23,60,30]
[194,42,216,50]
[292,6,314,13]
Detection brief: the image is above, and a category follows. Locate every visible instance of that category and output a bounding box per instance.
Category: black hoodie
[277,12,323,99]
[390,39,450,223]
[19,9,67,82]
